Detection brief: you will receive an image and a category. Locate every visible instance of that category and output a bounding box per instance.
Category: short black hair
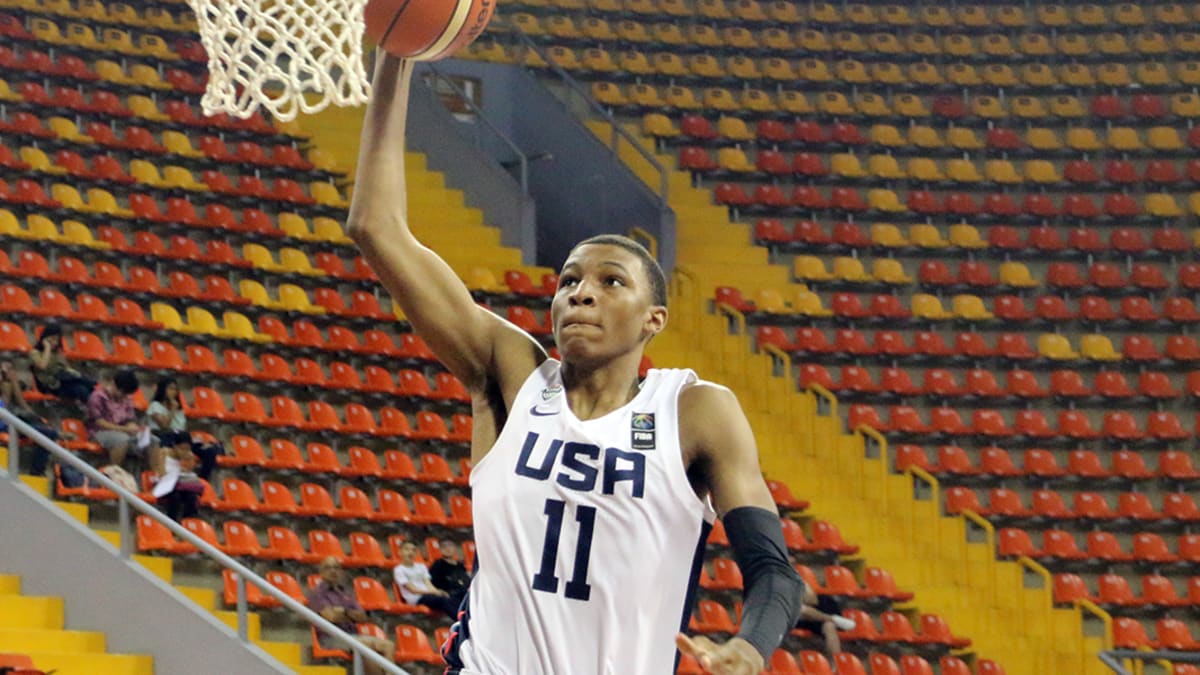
[34,323,63,350]
[113,368,139,395]
[152,376,177,403]
[569,234,667,307]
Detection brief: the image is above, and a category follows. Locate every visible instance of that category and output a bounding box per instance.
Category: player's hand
[675,634,763,675]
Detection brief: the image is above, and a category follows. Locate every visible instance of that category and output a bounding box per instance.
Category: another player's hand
[675,634,763,675]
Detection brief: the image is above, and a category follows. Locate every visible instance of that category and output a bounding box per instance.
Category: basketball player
[347,53,805,675]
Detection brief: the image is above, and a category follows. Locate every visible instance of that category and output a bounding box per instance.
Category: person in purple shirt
[86,368,162,472]
[307,557,395,674]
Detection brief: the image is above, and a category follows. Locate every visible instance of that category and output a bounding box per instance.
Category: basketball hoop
[187,0,373,121]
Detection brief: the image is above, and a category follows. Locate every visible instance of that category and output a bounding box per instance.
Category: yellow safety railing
[629,226,658,258]
[714,302,746,335]
[962,510,998,604]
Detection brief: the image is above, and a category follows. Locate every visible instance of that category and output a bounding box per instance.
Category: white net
[187,0,372,121]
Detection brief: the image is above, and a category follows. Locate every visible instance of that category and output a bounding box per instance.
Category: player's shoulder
[677,377,741,420]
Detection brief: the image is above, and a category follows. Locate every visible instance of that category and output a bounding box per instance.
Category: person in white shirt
[393,541,460,616]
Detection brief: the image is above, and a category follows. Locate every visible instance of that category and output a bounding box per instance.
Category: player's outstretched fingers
[676,633,717,670]
[676,633,761,675]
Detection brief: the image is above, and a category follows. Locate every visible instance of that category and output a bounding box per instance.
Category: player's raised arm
[678,382,806,675]
[346,53,542,391]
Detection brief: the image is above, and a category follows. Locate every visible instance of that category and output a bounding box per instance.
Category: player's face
[551,245,665,363]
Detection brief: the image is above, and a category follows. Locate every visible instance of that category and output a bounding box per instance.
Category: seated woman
[0,359,62,476]
[146,376,223,481]
[152,431,206,522]
[30,324,96,404]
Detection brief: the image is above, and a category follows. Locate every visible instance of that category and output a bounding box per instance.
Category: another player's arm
[346,53,544,392]
[677,383,806,675]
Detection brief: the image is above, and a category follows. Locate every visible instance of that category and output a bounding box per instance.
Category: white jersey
[444,360,716,675]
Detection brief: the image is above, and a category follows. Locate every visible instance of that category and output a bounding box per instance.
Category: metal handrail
[1101,649,1200,675]
[501,22,671,203]
[419,62,529,194]
[0,409,409,675]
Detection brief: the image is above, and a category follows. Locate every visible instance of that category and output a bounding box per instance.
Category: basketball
[364,0,495,61]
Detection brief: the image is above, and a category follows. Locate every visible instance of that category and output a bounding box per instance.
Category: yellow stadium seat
[716,116,753,141]
[830,153,867,179]
[1174,33,1200,54]
[1136,63,1171,87]
[793,289,832,317]
[869,124,904,148]
[616,52,654,77]
[688,54,727,79]
[867,154,905,180]
[30,17,68,44]
[956,6,990,28]
[947,63,982,86]
[817,92,854,116]
[20,214,63,243]
[1026,128,1063,151]
[1023,160,1061,185]
[696,0,731,19]
[1190,193,1200,217]
[62,220,110,249]
[766,0,801,22]
[945,159,982,183]
[1135,32,1169,55]
[19,146,65,175]
[135,34,177,60]
[948,224,986,250]
[628,84,665,108]
[1172,93,1200,118]
[984,159,1022,185]
[49,184,84,211]
[1038,4,1069,27]
[866,34,904,58]
[1152,3,1187,25]
[867,189,906,213]
[1146,194,1183,218]
[739,89,777,114]
[730,1,766,22]
[1055,34,1090,58]
[664,86,701,110]
[238,279,276,308]
[909,224,948,248]
[1080,334,1121,361]
[704,88,739,113]
[278,213,315,241]
[279,249,324,277]
[84,187,133,217]
[920,6,952,27]
[0,78,20,102]
[983,64,1019,88]
[869,223,909,249]
[581,18,618,41]
[716,148,754,173]
[761,28,795,50]
[970,95,1006,119]
[647,23,682,46]
[1148,127,1184,152]
[162,131,205,158]
[46,117,93,144]
[906,157,944,182]
[832,257,872,283]
[64,22,102,50]
[809,2,843,24]
[1038,334,1079,360]
[943,34,977,58]
[158,166,203,192]
[995,5,1027,26]
[1106,127,1143,152]
[1098,64,1132,87]
[1021,64,1059,87]
[835,59,871,84]
[686,24,724,48]
[845,3,877,24]
[545,16,581,39]
[998,262,1039,288]
[223,311,272,343]
[946,127,983,151]
[726,56,760,80]
[243,244,282,273]
[1066,128,1102,152]
[99,27,138,54]
[763,58,798,82]
[278,284,325,313]
[832,31,867,53]
[879,4,914,26]
[177,306,224,337]
[907,125,943,150]
[953,295,993,321]
[311,182,349,209]
[1049,95,1086,119]
[797,29,831,52]
[893,95,929,118]
[467,267,508,294]
[1097,32,1130,56]
[641,113,679,140]
[1074,3,1108,26]
[793,256,833,282]
[652,52,687,78]
[912,294,953,321]
[856,93,892,117]
[981,33,1013,57]
[797,59,833,83]
[127,95,168,122]
[0,209,18,237]
[129,159,168,188]
[107,2,145,25]
[869,62,906,85]
[779,91,812,114]
[1012,96,1047,119]
[657,0,689,16]
[872,258,912,285]
[150,303,185,332]
[907,62,945,86]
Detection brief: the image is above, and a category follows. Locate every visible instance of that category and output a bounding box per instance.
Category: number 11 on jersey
[532,498,596,601]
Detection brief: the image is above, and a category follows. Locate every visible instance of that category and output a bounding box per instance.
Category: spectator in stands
[152,431,205,522]
[429,537,470,605]
[30,324,96,404]
[0,359,62,476]
[794,585,854,663]
[87,368,160,472]
[308,557,395,674]
[146,376,223,481]
[393,541,459,616]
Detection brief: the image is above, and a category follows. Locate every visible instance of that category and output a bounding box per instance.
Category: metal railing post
[6,427,18,479]
[118,498,132,559]
[236,574,249,641]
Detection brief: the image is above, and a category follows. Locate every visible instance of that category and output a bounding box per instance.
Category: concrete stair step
[176,585,216,609]
[0,596,63,629]
[0,575,20,594]
[213,608,261,641]
[27,651,153,675]
[133,555,173,583]
[18,474,47,495]
[0,627,106,653]
[55,500,90,525]
[294,666,348,675]
[255,639,301,665]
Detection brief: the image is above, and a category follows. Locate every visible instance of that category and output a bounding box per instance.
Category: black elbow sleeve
[723,506,807,661]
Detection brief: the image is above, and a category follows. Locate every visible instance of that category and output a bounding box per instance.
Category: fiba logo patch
[541,385,562,400]
[631,413,656,450]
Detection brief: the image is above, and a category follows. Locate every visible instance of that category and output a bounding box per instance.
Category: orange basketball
[364,0,495,61]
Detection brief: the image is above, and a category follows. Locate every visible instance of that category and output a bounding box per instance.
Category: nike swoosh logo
[529,405,558,417]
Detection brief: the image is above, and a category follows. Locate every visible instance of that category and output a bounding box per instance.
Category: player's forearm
[725,506,806,660]
[347,52,412,241]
